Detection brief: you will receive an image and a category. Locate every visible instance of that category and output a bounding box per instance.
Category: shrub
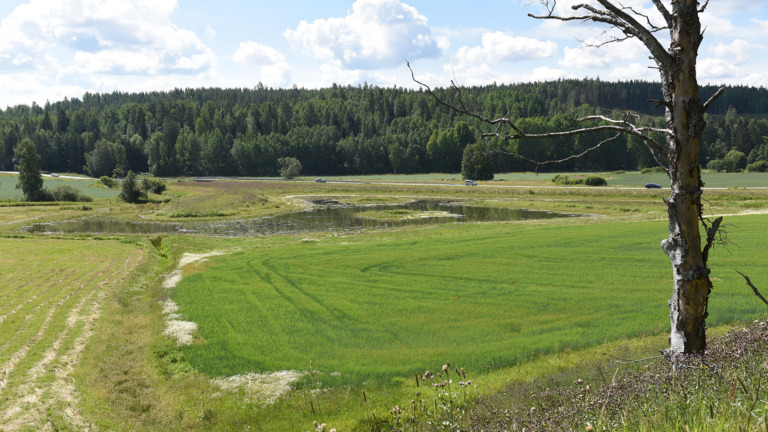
[141,178,167,194]
[640,166,665,174]
[552,175,584,185]
[584,176,607,186]
[707,159,724,172]
[100,176,117,188]
[120,171,146,203]
[278,157,302,179]
[746,160,768,172]
[48,185,93,202]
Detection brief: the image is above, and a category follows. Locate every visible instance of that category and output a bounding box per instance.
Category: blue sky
[0,0,766,108]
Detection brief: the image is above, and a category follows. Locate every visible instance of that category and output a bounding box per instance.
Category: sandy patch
[161,251,228,346]
[211,370,305,405]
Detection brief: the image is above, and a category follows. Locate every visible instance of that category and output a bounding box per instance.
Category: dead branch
[700,215,723,264]
[530,1,673,72]
[703,87,725,111]
[736,271,768,307]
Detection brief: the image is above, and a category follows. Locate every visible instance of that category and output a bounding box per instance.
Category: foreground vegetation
[0,173,766,430]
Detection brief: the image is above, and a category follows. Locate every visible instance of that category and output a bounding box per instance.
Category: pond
[23,200,584,236]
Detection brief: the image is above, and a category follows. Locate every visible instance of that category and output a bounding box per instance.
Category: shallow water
[23,201,582,236]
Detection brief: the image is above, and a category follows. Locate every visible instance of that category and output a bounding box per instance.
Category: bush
[48,185,93,202]
[552,175,584,185]
[100,176,117,188]
[746,160,768,172]
[120,171,146,203]
[278,157,302,179]
[640,166,665,174]
[707,159,724,172]
[584,176,607,186]
[141,178,167,194]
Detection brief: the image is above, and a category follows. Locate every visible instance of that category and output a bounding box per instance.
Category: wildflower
[442,364,448,373]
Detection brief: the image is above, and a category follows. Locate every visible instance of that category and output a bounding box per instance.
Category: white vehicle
[50,173,60,177]
[464,180,477,186]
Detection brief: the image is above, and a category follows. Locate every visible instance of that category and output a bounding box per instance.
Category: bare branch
[406,60,524,135]
[700,215,723,264]
[651,0,673,28]
[736,271,768,307]
[530,0,673,71]
[703,87,725,112]
[698,0,710,13]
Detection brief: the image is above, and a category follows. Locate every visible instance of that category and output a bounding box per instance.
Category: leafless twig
[736,271,768,307]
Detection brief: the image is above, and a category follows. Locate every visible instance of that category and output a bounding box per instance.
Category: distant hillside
[1,79,767,176]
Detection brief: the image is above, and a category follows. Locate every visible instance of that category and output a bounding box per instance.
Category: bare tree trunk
[660,0,710,354]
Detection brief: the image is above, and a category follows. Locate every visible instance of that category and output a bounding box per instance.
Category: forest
[2,79,768,178]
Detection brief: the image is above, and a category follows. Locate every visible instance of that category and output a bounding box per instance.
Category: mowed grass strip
[0,238,144,427]
[174,215,768,385]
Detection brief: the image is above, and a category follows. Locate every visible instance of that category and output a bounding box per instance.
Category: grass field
[0,173,119,200]
[0,237,146,430]
[172,215,768,387]
[0,173,766,431]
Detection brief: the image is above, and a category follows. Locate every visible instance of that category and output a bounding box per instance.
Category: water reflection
[24,201,581,236]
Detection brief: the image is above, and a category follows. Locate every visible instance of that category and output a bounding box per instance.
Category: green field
[0,173,119,200]
[1,174,767,431]
[173,215,768,387]
[309,170,768,188]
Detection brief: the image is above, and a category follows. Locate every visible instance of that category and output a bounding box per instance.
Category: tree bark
[660,0,710,354]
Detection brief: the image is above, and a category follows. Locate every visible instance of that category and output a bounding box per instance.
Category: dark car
[645,183,662,189]
[315,178,327,183]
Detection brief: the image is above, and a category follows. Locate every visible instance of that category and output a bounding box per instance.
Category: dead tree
[410,0,723,355]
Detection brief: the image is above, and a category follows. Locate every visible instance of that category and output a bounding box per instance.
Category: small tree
[278,157,302,179]
[120,170,145,203]
[15,138,44,201]
[461,141,494,181]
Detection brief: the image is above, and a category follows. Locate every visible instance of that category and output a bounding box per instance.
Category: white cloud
[456,31,557,64]
[284,0,440,69]
[558,37,645,70]
[709,39,763,64]
[0,0,216,105]
[231,41,292,87]
[232,41,285,65]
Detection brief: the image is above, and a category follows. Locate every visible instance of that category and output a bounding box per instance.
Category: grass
[0,173,120,200]
[171,215,767,390]
[0,237,146,430]
[0,174,766,431]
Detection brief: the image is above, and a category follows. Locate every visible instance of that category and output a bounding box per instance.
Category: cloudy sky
[0,0,766,108]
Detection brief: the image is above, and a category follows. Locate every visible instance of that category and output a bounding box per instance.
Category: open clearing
[0,172,766,430]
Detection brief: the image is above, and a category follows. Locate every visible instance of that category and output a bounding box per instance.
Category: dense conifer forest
[2,79,768,177]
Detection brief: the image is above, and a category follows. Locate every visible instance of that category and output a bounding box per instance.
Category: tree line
[2,79,768,178]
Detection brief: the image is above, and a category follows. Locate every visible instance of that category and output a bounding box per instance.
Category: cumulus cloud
[456,31,557,64]
[284,0,440,69]
[231,41,292,87]
[0,0,216,105]
[558,37,645,70]
[709,39,763,64]
[232,41,285,65]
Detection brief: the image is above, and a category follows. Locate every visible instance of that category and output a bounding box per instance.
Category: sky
[0,0,766,108]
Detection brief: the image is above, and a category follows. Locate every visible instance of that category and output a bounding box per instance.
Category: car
[464,180,477,186]
[314,178,327,183]
[50,173,60,177]
[645,183,662,189]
